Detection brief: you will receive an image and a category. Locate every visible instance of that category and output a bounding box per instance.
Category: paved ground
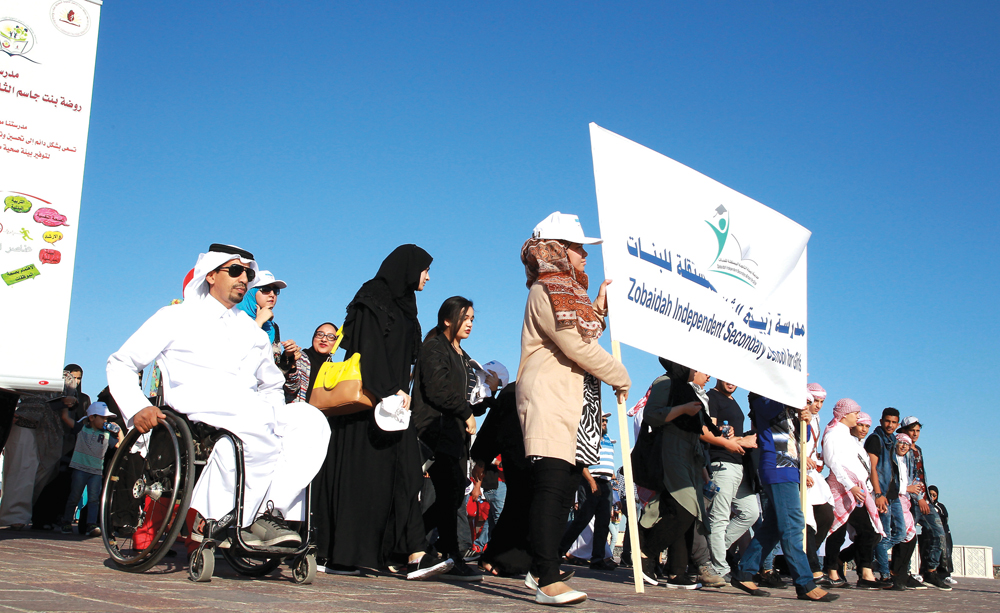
[1,529,997,613]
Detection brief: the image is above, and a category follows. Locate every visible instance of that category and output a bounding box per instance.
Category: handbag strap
[329,324,346,355]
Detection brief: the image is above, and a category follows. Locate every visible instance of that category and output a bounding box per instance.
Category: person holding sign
[516,212,630,606]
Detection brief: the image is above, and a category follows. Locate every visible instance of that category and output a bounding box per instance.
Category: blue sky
[58,2,999,558]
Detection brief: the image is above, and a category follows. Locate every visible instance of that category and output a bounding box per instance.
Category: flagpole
[800,417,808,550]
[612,340,645,593]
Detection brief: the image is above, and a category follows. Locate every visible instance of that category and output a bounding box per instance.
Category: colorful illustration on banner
[2,263,40,286]
[626,235,717,293]
[706,205,760,289]
[50,1,92,37]
[42,230,62,245]
[0,19,38,62]
[20,227,32,240]
[33,207,69,227]
[4,195,32,213]
[38,248,60,264]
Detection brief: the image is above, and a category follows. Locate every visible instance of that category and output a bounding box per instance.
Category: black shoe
[923,571,952,591]
[406,553,454,580]
[730,576,770,597]
[640,558,659,586]
[797,589,840,602]
[827,576,848,588]
[589,559,618,571]
[887,577,908,591]
[665,575,701,590]
[906,575,929,590]
[856,578,882,589]
[440,560,483,582]
[462,547,481,562]
[814,575,832,587]
[754,570,788,589]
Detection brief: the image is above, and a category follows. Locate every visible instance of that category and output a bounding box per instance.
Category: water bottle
[721,420,732,438]
[703,480,721,500]
[104,422,121,434]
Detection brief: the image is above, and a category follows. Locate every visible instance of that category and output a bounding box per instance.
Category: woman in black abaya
[312,245,452,579]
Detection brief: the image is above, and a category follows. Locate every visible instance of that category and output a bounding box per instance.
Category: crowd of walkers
[0,212,955,606]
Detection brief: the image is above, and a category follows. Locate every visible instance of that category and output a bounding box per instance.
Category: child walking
[61,402,123,536]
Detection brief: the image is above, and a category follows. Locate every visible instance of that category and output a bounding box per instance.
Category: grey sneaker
[249,504,301,547]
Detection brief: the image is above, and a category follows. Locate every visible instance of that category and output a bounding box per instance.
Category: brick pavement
[1,529,996,613]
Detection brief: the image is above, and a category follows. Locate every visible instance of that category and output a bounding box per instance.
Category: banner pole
[800,416,808,550]
[611,340,644,593]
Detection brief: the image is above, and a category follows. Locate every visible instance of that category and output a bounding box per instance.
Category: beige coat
[516,282,631,464]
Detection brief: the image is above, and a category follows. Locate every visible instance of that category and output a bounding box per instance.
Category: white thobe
[107,296,330,527]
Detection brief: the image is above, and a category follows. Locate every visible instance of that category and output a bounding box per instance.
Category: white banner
[591,123,809,407]
[0,1,102,391]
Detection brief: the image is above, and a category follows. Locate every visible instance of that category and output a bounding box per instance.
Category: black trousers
[426,453,466,557]
[529,458,582,587]
[558,478,612,561]
[824,506,877,572]
[892,538,917,576]
[806,503,834,572]
[640,494,696,576]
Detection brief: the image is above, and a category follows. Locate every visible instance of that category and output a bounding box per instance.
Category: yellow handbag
[310,327,378,416]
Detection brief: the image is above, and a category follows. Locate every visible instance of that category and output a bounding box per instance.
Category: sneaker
[439,560,483,582]
[61,524,73,534]
[905,575,929,590]
[944,576,958,585]
[249,504,301,547]
[697,565,727,588]
[665,575,701,589]
[462,547,482,562]
[590,559,618,571]
[856,578,883,589]
[85,525,102,537]
[923,571,952,591]
[406,553,454,580]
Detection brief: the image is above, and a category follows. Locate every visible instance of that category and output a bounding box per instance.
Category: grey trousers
[707,460,760,576]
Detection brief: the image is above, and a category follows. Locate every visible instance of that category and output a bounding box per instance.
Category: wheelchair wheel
[292,553,317,585]
[222,549,282,577]
[189,547,215,582]
[100,410,195,573]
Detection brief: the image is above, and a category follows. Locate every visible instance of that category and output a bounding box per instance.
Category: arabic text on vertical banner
[590,123,809,407]
[0,1,102,391]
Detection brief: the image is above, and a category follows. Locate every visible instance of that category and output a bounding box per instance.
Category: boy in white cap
[61,402,123,536]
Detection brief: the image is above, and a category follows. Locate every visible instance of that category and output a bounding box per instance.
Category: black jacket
[412,334,491,460]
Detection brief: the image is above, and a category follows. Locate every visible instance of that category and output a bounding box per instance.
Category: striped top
[589,433,616,481]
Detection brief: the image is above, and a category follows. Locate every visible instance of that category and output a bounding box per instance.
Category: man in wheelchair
[107,244,331,548]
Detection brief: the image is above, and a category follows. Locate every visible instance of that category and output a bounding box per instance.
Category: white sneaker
[944,576,958,584]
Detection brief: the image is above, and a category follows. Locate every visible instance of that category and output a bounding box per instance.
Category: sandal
[478,561,499,576]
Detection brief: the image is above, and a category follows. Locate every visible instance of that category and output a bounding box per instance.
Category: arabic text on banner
[0,1,103,391]
[590,123,809,407]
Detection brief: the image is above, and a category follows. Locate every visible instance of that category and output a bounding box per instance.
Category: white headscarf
[182,245,260,302]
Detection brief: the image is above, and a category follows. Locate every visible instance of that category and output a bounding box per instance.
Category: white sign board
[0,1,102,391]
[591,123,809,406]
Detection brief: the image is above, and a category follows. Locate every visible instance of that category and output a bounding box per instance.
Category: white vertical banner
[591,123,809,406]
[0,1,102,391]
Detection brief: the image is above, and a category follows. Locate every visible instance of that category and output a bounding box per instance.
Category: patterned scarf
[520,238,603,343]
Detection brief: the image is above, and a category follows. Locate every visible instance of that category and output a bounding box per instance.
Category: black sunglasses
[214,264,255,283]
[258,285,280,296]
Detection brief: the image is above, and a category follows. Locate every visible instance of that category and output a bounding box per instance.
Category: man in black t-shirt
[704,379,759,579]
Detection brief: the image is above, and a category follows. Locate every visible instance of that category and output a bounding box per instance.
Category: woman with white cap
[237,271,301,400]
[516,212,630,605]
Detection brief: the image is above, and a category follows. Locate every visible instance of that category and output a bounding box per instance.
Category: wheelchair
[99,407,317,583]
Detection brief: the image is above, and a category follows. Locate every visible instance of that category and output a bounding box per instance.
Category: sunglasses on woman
[258,285,280,296]
[214,263,256,283]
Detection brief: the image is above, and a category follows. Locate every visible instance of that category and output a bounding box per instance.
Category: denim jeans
[737,481,816,595]
[911,499,944,570]
[63,469,102,526]
[874,497,906,575]
[474,480,507,550]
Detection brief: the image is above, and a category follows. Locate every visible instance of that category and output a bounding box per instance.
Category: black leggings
[806,503,834,573]
[426,453,466,558]
[824,506,877,572]
[528,458,583,587]
[639,494,696,576]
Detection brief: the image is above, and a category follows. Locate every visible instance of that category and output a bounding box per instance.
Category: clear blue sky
[62,2,998,559]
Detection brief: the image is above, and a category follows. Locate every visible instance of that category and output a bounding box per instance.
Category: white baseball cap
[532,211,603,245]
[255,270,288,290]
[374,395,410,432]
[481,360,510,389]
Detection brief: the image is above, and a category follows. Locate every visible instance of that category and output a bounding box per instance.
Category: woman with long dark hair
[516,213,630,605]
[311,245,452,580]
[412,296,500,581]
